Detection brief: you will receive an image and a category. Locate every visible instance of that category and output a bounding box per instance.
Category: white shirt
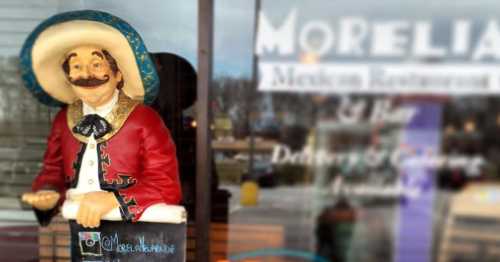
[66,90,119,198]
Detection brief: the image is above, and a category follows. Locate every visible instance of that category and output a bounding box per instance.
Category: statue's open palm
[22,190,60,211]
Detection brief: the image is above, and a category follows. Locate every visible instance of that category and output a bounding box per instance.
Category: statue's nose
[78,70,89,79]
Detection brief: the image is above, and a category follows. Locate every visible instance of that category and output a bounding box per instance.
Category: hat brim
[19,10,159,106]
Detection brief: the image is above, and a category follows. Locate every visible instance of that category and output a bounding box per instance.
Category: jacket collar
[67,91,139,143]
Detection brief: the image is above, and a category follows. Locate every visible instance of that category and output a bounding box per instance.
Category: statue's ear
[115,71,124,90]
[116,71,123,82]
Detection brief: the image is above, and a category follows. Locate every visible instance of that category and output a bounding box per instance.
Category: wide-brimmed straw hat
[19,10,159,106]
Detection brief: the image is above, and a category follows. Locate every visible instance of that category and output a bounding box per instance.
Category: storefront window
[0,2,63,260]
[0,1,197,261]
[213,0,500,261]
[3,0,500,261]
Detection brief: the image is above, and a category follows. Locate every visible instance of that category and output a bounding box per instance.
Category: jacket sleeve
[31,109,67,226]
[113,107,182,222]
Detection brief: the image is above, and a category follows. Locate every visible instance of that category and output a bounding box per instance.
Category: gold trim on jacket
[67,91,140,143]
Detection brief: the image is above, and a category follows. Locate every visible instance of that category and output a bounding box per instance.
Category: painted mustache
[69,75,109,87]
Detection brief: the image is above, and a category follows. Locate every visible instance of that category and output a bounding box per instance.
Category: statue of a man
[19,10,182,228]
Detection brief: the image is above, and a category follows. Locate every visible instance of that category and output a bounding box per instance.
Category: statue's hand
[76,191,119,228]
[22,190,60,211]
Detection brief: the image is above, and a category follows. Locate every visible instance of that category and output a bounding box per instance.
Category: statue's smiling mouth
[70,75,110,88]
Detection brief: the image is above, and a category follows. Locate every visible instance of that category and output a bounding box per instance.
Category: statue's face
[64,45,122,108]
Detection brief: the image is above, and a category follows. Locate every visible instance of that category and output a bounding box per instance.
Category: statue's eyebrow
[66,52,77,60]
[91,51,104,59]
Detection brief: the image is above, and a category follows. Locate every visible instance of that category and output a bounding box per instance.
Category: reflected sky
[59,0,254,77]
[57,0,500,77]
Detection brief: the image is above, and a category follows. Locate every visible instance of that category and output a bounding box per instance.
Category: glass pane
[213,1,500,262]
[0,1,63,260]
[0,1,197,261]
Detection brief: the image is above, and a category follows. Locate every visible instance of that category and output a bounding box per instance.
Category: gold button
[89,144,95,149]
[88,160,94,166]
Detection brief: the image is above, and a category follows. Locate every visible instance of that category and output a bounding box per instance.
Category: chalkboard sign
[69,220,186,262]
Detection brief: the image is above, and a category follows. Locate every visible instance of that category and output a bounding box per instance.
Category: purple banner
[395,102,442,262]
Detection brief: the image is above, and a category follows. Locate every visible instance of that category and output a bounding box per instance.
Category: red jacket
[32,94,182,222]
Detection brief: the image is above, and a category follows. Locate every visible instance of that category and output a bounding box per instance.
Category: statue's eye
[73,64,80,69]
[93,63,101,68]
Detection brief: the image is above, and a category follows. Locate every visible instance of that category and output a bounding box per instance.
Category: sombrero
[19,10,159,107]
